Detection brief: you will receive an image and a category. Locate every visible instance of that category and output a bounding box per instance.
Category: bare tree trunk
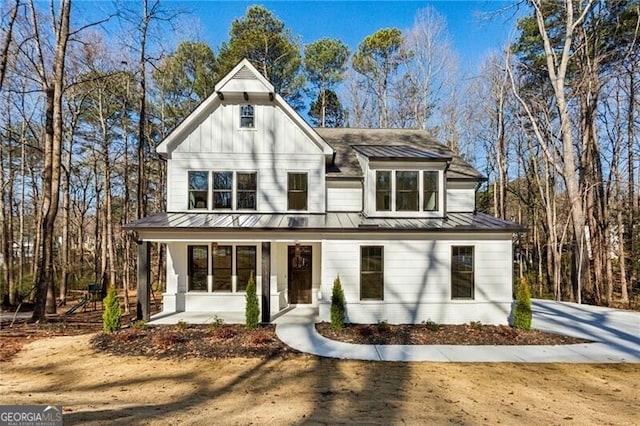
[137,0,151,220]
[32,0,71,321]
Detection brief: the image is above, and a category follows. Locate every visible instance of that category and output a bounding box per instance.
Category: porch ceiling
[125,212,525,233]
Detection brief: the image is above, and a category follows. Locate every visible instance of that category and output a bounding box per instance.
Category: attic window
[240,105,254,128]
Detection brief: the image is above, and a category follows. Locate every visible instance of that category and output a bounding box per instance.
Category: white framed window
[188,171,209,210]
[240,105,255,128]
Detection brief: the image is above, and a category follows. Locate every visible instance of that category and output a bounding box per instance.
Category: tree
[217,5,304,106]
[102,285,122,333]
[330,275,345,330]
[245,271,259,329]
[352,28,411,128]
[152,40,217,127]
[309,90,345,128]
[303,38,349,127]
[29,0,71,320]
[513,276,532,330]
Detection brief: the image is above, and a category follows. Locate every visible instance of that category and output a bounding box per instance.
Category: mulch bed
[91,324,301,360]
[315,322,592,346]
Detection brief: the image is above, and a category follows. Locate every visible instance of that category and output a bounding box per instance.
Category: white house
[127,59,523,325]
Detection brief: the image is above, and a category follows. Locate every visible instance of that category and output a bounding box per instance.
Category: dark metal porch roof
[125,212,525,233]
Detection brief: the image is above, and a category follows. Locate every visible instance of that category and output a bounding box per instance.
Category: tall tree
[303,38,349,127]
[30,0,71,320]
[352,28,411,128]
[217,5,304,106]
[309,89,345,128]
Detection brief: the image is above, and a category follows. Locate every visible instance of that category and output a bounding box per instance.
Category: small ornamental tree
[102,286,122,333]
[513,276,532,330]
[245,271,260,330]
[330,275,346,330]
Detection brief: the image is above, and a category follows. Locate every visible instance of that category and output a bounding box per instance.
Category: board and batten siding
[165,101,326,213]
[319,236,513,324]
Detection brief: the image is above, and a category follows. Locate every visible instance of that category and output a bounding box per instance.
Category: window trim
[360,246,384,301]
[375,170,392,211]
[371,169,443,216]
[240,104,255,128]
[423,171,439,212]
[287,172,308,211]
[212,245,233,292]
[187,245,209,292]
[395,170,419,212]
[451,245,474,300]
[236,172,257,210]
[188,171,209,210]
[235,245,257,292]
[213,171,233,210]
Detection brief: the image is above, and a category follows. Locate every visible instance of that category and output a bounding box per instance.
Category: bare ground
[1,334,639,425]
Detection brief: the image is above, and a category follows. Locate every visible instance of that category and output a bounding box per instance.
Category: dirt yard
[1,334,638,425]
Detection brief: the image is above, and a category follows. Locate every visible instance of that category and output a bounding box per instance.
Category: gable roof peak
[215,58,274,95]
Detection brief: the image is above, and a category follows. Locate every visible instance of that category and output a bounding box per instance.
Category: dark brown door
[288,245,312,304]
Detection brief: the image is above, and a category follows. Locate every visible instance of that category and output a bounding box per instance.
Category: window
[423,171,439,211]
[213,172,233,209]
[236,246,257,292]
[188,171,208,209]
[240,105,254,128]
[288,173,308,210]
[396,171,418,211]
[451,246,474,299]
[360,246,384,300]
[212,245,232,292]
[237,172,257,210]
[376,171,391,211]
[188,245,208,291]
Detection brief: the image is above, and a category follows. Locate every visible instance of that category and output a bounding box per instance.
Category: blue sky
[180,1,524,74]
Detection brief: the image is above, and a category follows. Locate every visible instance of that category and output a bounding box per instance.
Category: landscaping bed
[315,322,591,346]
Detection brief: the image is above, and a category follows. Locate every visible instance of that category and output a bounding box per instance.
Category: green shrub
[245,271,260,330]
[330,275,345,330]
[513,276,533,330]
[102,286,122,333]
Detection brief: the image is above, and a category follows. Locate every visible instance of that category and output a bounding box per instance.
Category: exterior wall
[162,240,322,315]
[326,181,362,212]
[166,102,326,213]
[446,180,477,213]
[319,235,513,325]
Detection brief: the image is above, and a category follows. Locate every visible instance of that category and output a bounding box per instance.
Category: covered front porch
[136,238,323,323]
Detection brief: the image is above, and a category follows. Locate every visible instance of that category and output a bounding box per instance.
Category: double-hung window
[396,171,419,211]
[237,172,257,210]
[360,246,384,300]
[423,171,439,211]
[213,172,233,209]
[188,171,209,209]
[376,171,391,211]
[288,173,308,210]
[240,105,254,128]
[451,246,474,299]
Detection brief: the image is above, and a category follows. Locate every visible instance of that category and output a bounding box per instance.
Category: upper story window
[288,172,308,210]
[240,105,254,128]
[376,171,391,211]
[396,171,419,211]
[451,246,474,299]
[213,172,233,209]
[423,171,439,211]
[188,171,209,209]
[237,172,257,210]
[373,169,441,214]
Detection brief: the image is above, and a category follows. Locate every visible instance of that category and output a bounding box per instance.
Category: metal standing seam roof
[351,144,452,161]
[125,212,525,233]
[315,128,486,181]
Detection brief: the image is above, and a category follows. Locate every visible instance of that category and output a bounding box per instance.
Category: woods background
[0,0,638,321]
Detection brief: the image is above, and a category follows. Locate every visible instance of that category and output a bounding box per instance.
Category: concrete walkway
[274,300,640,363]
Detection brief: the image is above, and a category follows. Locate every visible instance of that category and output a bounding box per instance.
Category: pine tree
[103,286,122,333]
[330,275,346,330]
[245,271,260,329]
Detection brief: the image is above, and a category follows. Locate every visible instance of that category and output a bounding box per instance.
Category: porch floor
[147,306,319,325]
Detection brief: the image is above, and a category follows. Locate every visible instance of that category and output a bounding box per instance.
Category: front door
[288,245,312,304]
